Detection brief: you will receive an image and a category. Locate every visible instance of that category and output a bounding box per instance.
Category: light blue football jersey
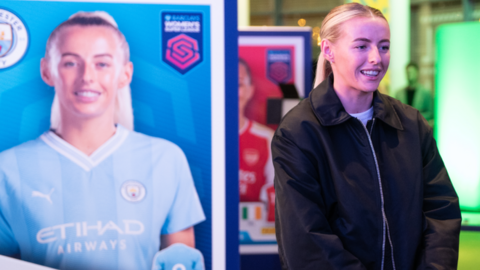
[0,125,206,270]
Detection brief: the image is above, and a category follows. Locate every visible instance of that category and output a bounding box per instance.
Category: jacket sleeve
[272,134,366,270]
[417,114,461,269]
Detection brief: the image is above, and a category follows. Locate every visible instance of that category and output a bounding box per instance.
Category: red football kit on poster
[239,119,275,203]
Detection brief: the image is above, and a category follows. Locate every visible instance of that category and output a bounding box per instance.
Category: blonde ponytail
[314,52,332,88]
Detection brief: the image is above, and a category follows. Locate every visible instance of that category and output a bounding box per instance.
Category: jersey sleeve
[161,148,206,235]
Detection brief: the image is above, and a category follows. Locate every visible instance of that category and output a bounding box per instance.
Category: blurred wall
[411,0,480,94]
[238,0,250,27]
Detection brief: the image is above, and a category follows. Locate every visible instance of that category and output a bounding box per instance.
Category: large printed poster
[238,27,311,255]
[0,1,234,269]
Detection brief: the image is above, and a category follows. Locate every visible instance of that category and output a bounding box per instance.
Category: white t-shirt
[349,107,374,126]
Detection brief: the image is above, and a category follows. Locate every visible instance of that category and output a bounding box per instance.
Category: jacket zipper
[358,118,396,270]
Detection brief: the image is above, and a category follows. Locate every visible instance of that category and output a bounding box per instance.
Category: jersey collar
[40,124,129,172]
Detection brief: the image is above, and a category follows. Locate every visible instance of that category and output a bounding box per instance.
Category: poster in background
[238,27,311,255]
[0,0,237,269]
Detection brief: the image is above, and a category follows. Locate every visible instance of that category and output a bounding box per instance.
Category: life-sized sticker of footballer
[0,11,206,270]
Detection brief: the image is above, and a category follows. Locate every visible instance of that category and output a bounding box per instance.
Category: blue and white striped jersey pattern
[0,125,205,270]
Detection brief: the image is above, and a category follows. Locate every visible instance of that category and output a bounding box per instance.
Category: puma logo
[32,188,54,204]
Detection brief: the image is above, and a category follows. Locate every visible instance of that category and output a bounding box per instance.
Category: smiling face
[323,16,390,94]
[41,25,132,122]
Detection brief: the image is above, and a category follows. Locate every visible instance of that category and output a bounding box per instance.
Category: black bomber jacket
[272,74,461,270]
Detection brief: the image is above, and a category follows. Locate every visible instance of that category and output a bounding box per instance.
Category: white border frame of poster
[1,0,235,269]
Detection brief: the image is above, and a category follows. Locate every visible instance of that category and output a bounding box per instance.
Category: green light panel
[435,22,480,212]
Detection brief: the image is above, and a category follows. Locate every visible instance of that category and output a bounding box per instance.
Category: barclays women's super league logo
[0,9,28,69]
[162,12,203,74]
[266,49,292,84]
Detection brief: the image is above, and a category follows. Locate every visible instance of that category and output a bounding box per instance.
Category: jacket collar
[310,74,403,130]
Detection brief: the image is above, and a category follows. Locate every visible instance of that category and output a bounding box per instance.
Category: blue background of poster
[0,1,212,268]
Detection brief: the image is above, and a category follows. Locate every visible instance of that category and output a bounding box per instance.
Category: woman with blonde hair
[0,11,205,269]
[272,3,460,269]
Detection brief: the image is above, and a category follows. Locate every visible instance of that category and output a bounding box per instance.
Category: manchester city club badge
[0,9,28,69]
[121,180,146,202]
